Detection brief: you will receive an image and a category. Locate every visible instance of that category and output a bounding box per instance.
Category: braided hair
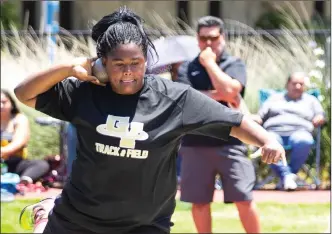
[92,6,157,61]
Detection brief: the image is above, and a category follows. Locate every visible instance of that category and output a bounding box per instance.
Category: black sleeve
[224,59,247,88]
[181,87,243,141]
[35,78,82,121]
[176,61,193,86]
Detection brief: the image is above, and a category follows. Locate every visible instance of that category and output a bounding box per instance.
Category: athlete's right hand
[70,57,105,86]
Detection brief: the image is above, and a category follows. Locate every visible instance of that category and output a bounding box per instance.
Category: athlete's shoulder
[145,75,190,100]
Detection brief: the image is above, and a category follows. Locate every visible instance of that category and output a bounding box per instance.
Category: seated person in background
[251,72,325,190]
[1,89,50,185]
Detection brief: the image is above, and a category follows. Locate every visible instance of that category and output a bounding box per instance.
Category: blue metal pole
[45,1,59,63]
[44,2,77,178]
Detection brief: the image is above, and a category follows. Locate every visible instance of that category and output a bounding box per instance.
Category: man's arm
[200,90,224,102]
[312,114,325,127]
[311,97,325,127]
[250,114,263,125]
[205,63,242,98]
[199,48,244,107]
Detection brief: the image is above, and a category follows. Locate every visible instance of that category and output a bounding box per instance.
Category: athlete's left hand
[251,140,286,166]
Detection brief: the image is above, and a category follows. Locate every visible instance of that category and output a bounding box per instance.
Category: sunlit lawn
[172,201,330,233]
[1,199,329,233]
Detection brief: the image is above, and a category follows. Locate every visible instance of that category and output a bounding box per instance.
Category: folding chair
[254,88,322,190]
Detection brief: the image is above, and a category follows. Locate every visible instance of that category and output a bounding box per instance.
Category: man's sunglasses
[198,35,220,42]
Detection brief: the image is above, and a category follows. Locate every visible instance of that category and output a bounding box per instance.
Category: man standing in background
[177,16,260,233]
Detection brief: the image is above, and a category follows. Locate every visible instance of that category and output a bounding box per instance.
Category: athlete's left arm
[181,87,285,164]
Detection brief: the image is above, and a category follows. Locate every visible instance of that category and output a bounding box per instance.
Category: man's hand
[227,94,241,109]
[199,47,217,68]
[250,114,263,125]
[312,114,325,127]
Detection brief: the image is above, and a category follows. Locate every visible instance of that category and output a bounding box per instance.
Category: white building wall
[64,1,331,30]
[72,1,176,30]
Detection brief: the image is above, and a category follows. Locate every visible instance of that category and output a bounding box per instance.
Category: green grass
[1,199,329,233]
[19,104,60,160]
[1,199,40,233]
[172,201,330,233]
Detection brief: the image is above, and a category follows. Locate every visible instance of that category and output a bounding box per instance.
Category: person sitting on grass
[1,89,50,186]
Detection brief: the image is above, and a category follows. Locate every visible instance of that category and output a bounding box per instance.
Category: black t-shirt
[35,75,243,233]
[177,51,246,147]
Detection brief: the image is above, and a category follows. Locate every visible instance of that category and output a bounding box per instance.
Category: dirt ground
[15,188,331,204]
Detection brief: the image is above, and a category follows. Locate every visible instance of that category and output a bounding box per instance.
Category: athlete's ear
[102,57,107,67]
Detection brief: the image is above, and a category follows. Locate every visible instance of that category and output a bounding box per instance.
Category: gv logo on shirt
[96,115,149,149]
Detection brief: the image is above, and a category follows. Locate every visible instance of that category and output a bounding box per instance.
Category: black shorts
[179,145,256,204]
